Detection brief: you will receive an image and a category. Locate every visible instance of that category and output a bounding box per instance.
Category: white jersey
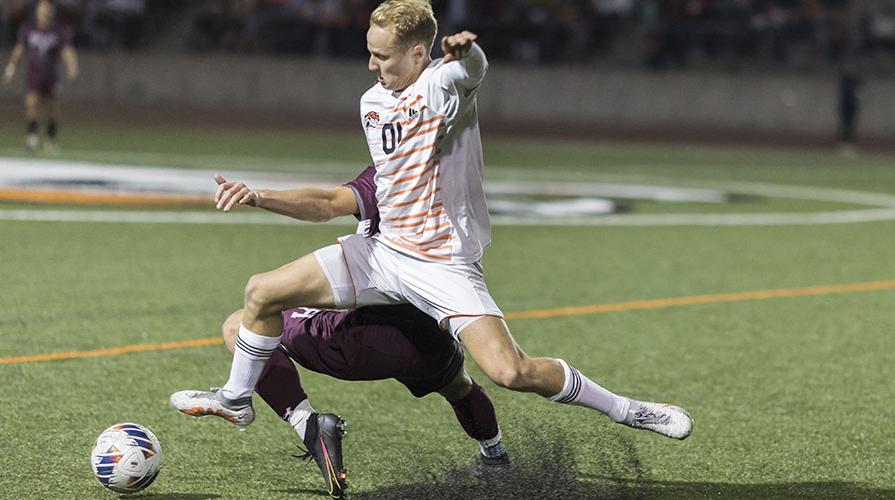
[360,44,490,265]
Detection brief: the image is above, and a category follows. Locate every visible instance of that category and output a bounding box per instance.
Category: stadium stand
[2,1,892,73]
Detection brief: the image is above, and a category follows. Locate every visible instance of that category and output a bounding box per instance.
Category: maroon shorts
[27,74,57,97]
[280,305,464,398]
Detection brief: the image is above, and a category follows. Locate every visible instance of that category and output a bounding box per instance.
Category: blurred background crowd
[1,0,893,73]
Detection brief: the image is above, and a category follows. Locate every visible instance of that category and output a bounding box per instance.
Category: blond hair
[370,0,437,51]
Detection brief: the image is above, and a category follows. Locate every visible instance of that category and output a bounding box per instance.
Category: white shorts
[313,234,503,339]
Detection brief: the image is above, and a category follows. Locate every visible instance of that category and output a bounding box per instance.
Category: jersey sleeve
[343,164,380,236]
[434,42,488,93]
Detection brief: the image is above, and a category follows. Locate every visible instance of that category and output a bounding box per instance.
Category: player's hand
[214,175,261,212]
[2,64,14,85]
[441,31,477,63]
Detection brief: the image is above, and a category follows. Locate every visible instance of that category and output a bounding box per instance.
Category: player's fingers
[214,185,225,204]
[221,184,245,208]
[215,189,233,210]
[217,183,241,208]
[238,191,257,206]
[214,181,229,204]
[224,187,248,212]
[441,36,455,62]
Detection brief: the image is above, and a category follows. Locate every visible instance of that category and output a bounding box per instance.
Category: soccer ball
[90,423,163,494]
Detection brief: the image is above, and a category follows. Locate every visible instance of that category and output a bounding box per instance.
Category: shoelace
[632,407,672,426]
[292,442,314,462]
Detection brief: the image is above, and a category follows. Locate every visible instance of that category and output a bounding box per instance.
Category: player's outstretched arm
[2,43,24,85]
[441,31,476,62]
[213,175,358,222]
[439,31,487,91]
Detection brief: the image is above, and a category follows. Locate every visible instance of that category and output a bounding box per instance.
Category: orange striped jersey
[360,43,490,264]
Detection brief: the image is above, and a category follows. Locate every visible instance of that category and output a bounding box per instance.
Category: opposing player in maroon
[221,304,506,496]
[3,1,78,152]
[172,164,507,497]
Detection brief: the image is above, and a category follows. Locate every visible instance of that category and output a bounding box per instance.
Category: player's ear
[411,42,426,62]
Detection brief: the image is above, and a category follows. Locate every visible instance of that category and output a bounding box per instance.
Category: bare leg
[43,95,59,146]
[219,309,314,427]
[25,92,40,122]
[219,251,339,408]
[221,309,242,353]
[459,316,693,439]
[24,92,40,149]
[458,316,564,397]
[242,252,336,338]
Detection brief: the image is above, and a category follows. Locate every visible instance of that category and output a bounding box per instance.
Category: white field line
[0,209,355,225]
[492,208,895,226]
[4,156,895,226]
[4,208,895,226]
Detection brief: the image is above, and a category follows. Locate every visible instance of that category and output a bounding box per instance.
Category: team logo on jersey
[364,111,380,129]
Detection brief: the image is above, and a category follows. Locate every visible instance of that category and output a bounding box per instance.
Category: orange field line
[0,188,210,206]
[503,279,895,320]
[0,337,223,365]
[3,279,894,365]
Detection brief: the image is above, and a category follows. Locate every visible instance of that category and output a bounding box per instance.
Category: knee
[221,310,243,353]
[488,359,535,392]
[244,273,279,315]
[440,370,474,401]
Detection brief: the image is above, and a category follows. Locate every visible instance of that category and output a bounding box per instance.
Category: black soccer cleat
[467,452,511,480]
[297,413,348,498]
[479,453,510,467]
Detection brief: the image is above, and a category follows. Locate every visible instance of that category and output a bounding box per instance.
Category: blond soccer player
[173,0,692,447]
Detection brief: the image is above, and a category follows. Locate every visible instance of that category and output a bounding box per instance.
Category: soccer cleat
[479,452,511,467]
[169,387,254,429]
[621,400,693,440]
[467,452,511,479]
[25,134,39,152]
[296,413,348,499]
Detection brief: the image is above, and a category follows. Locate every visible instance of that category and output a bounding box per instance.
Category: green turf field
[2,121,895,499]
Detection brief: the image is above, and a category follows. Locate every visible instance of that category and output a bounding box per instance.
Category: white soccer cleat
[621,400,693,440]
[25,134,39,152]
[169,387,255,429]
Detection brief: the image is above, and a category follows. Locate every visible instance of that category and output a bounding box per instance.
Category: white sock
[548,359,631,423]
[287,399,316,440]
[220,324,282,401]
[479,428,506,458]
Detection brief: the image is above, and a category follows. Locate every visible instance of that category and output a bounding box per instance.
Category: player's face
[367,25,425,91]
[36,2,55,27]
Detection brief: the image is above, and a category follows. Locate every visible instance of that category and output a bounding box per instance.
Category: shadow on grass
[273,487,330,497]
[125,494,221,499]
[347,428,892,500]
[354,477,892,500]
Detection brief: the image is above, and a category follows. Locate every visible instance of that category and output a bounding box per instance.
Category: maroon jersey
[344,165,380,237]
[276,168,463,396]
[17,20,72,95]
[279,305,464,397]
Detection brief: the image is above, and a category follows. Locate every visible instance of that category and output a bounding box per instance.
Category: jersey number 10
[382,122,403,154]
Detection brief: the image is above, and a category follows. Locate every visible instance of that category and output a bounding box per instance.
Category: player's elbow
[306,206,336,223]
